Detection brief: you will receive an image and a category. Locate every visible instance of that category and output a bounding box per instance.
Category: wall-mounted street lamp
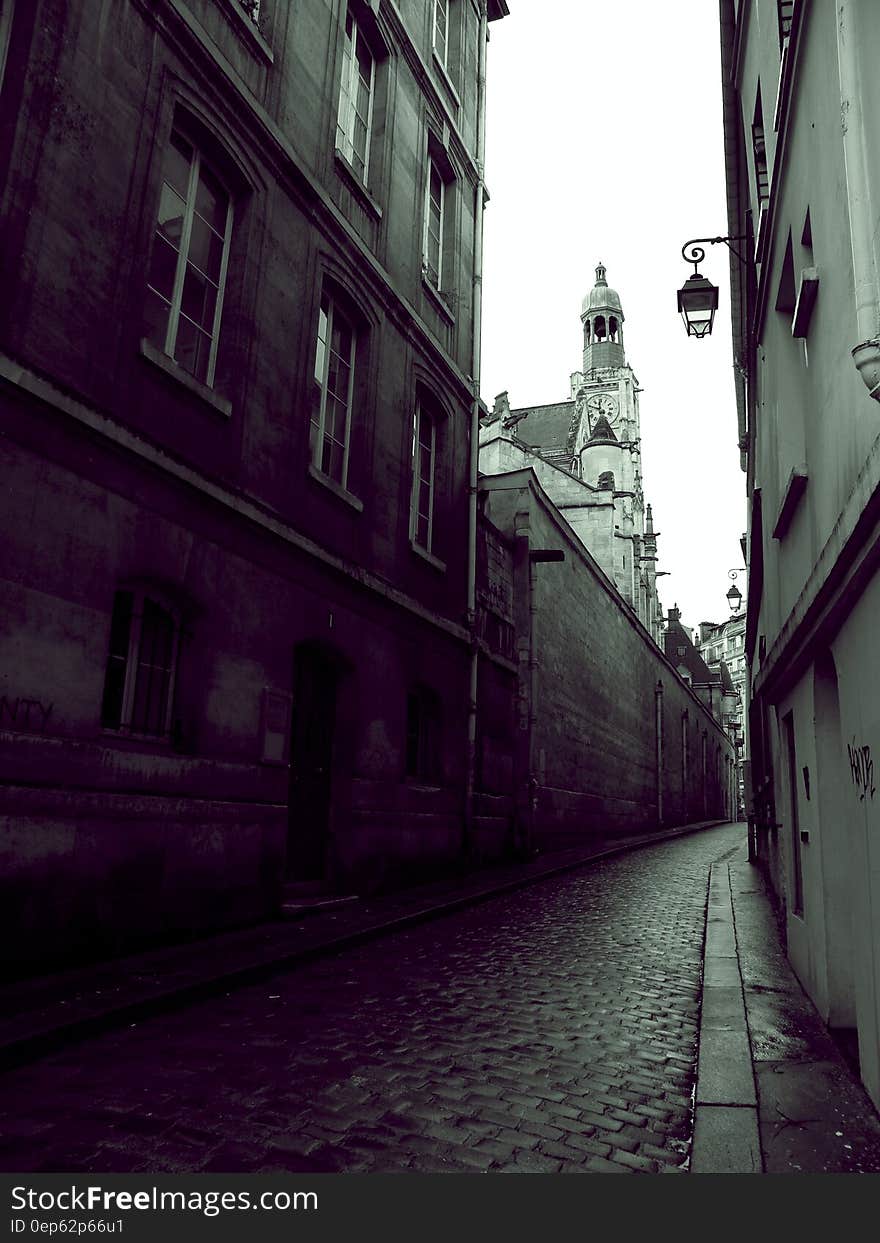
[677,237,747,338]
[726,567,747,614]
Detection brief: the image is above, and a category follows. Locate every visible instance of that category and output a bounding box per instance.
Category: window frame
[405,685,442,783]
[0,0,14,94]
[422,156,445,289]
[310,289,358,490]
[336,9,376,183]
[101,588,182,741]
[410,399,437,553]
[432,0,449,68]
[145,128,234,389]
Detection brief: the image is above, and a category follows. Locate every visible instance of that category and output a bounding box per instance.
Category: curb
[690,861,762,1173]
[0,819,732,1071]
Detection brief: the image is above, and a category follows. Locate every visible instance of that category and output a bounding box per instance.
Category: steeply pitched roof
[588,414,618,443]
[664,612,715,684]
[500,401,576,456]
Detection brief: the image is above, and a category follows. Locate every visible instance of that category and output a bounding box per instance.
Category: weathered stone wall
[480,471,735,850]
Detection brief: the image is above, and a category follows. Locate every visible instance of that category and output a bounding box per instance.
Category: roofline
[508,400,575,414]
[478,469,734,746]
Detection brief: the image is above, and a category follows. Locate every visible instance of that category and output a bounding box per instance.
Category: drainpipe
[837,0,880,399]
[463,1,490,861]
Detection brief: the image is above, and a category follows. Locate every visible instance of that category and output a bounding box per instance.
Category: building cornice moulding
[0,352,470,648]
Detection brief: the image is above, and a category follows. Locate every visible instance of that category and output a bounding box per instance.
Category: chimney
[493,391,511,420]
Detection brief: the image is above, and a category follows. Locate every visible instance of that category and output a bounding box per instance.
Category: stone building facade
[0,0,509,972]
[721,0,880,1109]
[479,265,664,645]
[478,471,735,845]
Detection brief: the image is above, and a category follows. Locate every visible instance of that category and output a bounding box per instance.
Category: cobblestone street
[2,824,746,1174]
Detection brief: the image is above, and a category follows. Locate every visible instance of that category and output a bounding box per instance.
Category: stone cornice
[0,352,471,648]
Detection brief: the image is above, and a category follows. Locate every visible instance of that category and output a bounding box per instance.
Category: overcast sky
[480,0,747,630]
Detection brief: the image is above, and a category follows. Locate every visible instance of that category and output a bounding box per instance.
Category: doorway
[288,644,339,881]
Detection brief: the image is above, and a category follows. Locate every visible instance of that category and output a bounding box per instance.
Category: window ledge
[139,339,232,418]
[410,538,446,572]
[334,148,383,220]
[431,49,461,110]
[100,727,173,748]
[421,272,456,324]
[792,267,819,338]
[217,0,274,64]
[308,463,364,512]
[772,464,808,540]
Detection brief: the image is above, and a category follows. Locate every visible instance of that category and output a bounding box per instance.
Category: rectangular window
[423,158,444,287]
[101,589,180,738]
[310,292,356,487]
[145,130,233,387]
[336,12,375,181]
[0,0,14,94]
[406,687,441,782]
[432,0,449,67]
[752,88,769,212]
[410,402,436,551]
[777,0,794,42]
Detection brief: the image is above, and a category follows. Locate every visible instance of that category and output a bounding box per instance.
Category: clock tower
[479,260,664,645]
[570,264,648,612]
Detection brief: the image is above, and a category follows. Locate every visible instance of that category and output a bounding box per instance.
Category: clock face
[586,393,619,427]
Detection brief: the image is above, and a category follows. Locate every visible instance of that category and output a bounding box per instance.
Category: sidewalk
[691,854,880,1174]
[0,819,726,1069]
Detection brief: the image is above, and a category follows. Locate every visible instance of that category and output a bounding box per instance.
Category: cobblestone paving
[1,824,746,1174]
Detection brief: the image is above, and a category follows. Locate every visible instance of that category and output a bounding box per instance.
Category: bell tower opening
[581,262,625,371]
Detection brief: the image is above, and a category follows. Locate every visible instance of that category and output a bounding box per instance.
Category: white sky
[480,0,748,630]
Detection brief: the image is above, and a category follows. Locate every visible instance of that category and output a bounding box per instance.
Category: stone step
[279,894,360,921]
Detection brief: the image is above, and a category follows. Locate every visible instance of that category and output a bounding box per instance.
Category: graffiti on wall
[847,738,876,802]
[0,696,54,732]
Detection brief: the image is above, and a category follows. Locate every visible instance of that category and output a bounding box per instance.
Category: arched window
[609,316,618,341]
[594,315,606,341]
[583,319,591,347]
[310,288,358,486]
[144,126,234,388]
[336,8,376,181]
[411,402,436,551]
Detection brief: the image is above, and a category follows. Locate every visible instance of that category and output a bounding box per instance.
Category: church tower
[480,261,665,647]
[570,264,651,620]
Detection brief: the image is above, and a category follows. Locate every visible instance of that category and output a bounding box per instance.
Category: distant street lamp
[677,237,747,338]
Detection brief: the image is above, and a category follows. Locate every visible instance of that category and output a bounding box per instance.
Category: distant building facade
[478,266,664,645]
[695,610,747,810]
[721,0,880,1109]
[0,0,509,972]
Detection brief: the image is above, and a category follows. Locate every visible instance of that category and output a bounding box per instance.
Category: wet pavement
[729,860,880,1173]
[2,820,879,1175]
[0,823,746,1175]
